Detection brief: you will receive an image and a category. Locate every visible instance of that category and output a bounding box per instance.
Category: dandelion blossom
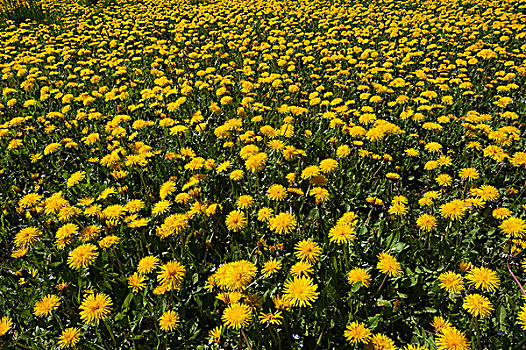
[431,316,452,333]
[465,267,500,292]
[347,268,371,287]
[0,316,13,336]
[290,261,314,277]
[499,217,526,238]
[435,327,470,350]
[137,256,159,274]
[157,261,186,291]
[151,200,171,217]
[267,184,288,201]
[463,294,493,318]
[67,171,86,188]
[14,227,42,248]
[283,276,319,307]
[261,259,282,277]
[209,325,222,344]
[33,294,61,317]
[328,223,356,244]
[222,303,252,329]
[236,195,254,209]
[269,213,297,234]
[377,253,402,277]
[294,239,322,263]
[518,304,526,330]
[79,293,112,325]
[159,310,179,331]
[416,214,437,232]
[214,260,257,291]
[370,334,396,349]
[438,271,464,294]
[258,312,283,325]
[344,321,372,345]
[225,210,247,232]
[439,200,467,221]
[57,327,81,348]
[67,244,98,270]
[128,273,147,293]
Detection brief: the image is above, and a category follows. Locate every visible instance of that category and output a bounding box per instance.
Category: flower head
[347,268,371,287]
[222,303,252,329]
[294,239,322,263]
[438,271,464,294]
[435,327,470,350]
[157,261,186,291]
[269,213,297,234]
[33,294,61,317]
[225,210,247,232]
[344,321,371,345]
[463,293,493,318]
[79,293,112,325]
[58,327,81,348]
[0,316,13,336]
[283,276,319,307]
[465,266,500,292]
[67,244,98,270]
[377,252,402,277]
[159,310,179,331]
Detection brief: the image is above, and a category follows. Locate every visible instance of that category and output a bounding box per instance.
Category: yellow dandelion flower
[269,212,297,234]
[0,316,13,336]
[290,261,314,277]
[463,294,493,318]
[14,227,42,248]
[128,273,147,293]
[67,244,99,270]
[225,210,247,232]
[33,294,61,317]
[465,266,500,292]
[416,214,437,232]
[159,310,179,332]
[261,259,282,277]
[438,271,464,294]
[435,327,470,350]
[57,327,81,348]
[329,223,356,244]
[377,252,402,277]
[518,304,526,330]
[500,217,526,238]
[222,303,252,329]
[282,276,319,307]
[267,184,288,201]
[157,261,186,291]
[344,321,372,345]
[209,325,222,344]
[294,239,322,263]
[347,268,371,288]
[79,293,112,325]
[137,256,159,274]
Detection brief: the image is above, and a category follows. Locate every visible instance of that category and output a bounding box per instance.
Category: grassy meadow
[0,0,526,348]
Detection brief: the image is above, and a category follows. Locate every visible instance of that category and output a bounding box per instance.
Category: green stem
[377,274,388,294]
[474,317,482,350]
[54,314,65,331]
[103,318,117,348]
[240,328,253,350]
[343,246,349,271]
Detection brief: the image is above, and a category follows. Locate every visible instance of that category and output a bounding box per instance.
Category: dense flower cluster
[1,0,525,348]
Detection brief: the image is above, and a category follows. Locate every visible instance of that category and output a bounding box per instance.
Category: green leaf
[122,292,134,312]
[496,304,507,329]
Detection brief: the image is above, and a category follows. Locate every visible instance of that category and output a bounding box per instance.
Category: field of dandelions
[0,0,526,348]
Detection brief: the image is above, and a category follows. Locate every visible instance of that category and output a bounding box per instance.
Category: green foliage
[0,0,53,24]
[0,0,525,348]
